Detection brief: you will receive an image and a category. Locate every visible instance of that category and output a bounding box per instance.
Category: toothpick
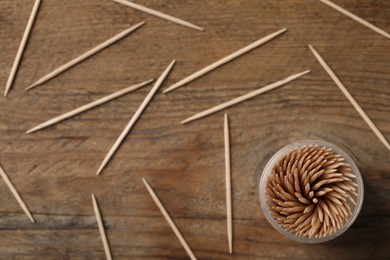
[309,45,390,152]
[0,163,35,223]
[112,0,203,31]
[27,79,153,134]
[96,60,175,175]
[91,194,112,260]
[224,114,233,254]
[25,21,145,90]
[164,28,287,93]
[181,70,310,124]
[142,178,197,260]
[319,0,390,39]
[4,0,41,97]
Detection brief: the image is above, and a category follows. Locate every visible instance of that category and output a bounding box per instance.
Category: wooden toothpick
[0,163,35,223]
[25,21,145,91]
[181,70,310,124]
[163,28,287,93]
[27,79,153,134]
[224,114,233,254]
[309,45,390,152]
[96,60,175,175]
[4,0,41,97]
[142,178,197,260]
[92,194,112,260]
[112,0,203,31]
[319,0,390,39]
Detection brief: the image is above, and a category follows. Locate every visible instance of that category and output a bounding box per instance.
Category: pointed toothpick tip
[96,162,107,176]
[163,87,171,94]
[25,82,38,91]
[25,208,36,223]
[167,59,176,69]
[308,44,316,53]
[132,20,146,30]
[4,88,9,97]
[96,167,103,176]
[191,24,204,31]
[181,118,190,125]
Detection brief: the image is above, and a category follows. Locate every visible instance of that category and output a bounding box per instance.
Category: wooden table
[0,0,389,259]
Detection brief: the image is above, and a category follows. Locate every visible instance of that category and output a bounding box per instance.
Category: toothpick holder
[259,140,364,243]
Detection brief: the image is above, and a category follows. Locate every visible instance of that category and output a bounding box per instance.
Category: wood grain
[0,0,389,259]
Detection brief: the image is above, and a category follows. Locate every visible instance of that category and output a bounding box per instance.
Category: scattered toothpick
[163,28,287,93]
[112,0,203,31]
[319,0,390,39]
[96,60,175,175]
[142,178,197,260]
[224,114,233,254]
[92,194,112,260]
[26,79,153,134]
[4,0,41,97]
[0,163,35,223]
[181,70,310,124]
[309,45,390,152]
[25,21,145,91]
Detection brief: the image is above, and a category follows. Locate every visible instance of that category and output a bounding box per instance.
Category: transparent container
[259,140,364,243]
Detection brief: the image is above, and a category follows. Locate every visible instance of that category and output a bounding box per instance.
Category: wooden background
[0,0,389,259]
